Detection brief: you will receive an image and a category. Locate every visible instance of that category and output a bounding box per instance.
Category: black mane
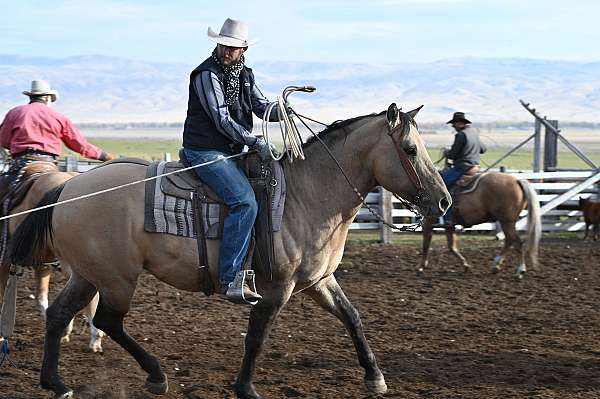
[302,111,385,148]
[302,109,417,149]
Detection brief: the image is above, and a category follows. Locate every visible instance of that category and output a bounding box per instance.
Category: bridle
[292,110,427,231]
[386,120,429,210]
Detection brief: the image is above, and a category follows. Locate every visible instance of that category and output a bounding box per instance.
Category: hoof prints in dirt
[2,238,600,398]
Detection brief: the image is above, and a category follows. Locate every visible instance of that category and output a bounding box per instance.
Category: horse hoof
[491,267,500,274]
[365,376,388,394]
[87,339,103,353]
[145,375,168,395]
[416,268,424,275]
[84,345,103,354]
[60,335,70,344]
[56,391,74,399]
[233,382,263,399]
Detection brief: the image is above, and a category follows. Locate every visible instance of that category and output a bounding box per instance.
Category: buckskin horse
[10,104,450,399]
[0,166,104,352]
[580,197,600,240]
[419,171,541,278]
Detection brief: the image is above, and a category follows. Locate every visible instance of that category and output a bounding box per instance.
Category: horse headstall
[386,123,425,208]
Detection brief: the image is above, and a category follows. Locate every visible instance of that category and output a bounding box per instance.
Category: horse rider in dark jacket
[441,111,486,224]
[182,18,284,304]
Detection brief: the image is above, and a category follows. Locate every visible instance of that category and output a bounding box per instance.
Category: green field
[64,137,600,171]
[346,229,583,246]
[448,147,600,171]
[63,139,182,161]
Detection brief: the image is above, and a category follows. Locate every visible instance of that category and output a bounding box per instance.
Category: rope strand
[0,152,250,222]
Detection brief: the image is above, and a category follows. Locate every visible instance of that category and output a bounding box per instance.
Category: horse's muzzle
[420,193,452,218]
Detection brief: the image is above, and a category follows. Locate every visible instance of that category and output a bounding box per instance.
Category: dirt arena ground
[1,236,600,399]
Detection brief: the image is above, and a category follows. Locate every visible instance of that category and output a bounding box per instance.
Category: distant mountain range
[1,54,599,123]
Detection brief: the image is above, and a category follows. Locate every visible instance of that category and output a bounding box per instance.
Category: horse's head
[370,103,451,218]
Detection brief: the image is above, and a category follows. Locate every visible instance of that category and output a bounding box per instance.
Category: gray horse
[11,104,450,399]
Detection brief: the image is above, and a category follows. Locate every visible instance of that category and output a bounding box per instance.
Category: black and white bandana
[212,48,245,106]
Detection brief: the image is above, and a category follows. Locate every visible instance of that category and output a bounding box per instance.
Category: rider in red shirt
[0,80,114,162]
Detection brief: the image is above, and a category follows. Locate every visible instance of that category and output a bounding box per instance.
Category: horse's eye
[405,145,417,157]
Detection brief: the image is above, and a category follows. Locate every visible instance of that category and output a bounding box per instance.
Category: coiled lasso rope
[262,86,316,162]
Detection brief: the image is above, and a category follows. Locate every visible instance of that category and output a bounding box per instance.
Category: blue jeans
[183,148,258,284]
[441,167,465,223]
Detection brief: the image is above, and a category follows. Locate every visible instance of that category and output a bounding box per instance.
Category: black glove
[252,138,271,162]
[286,103,294,116]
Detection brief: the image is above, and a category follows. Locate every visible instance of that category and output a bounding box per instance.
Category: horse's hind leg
[93,287,167,395]
[305,275,387,395]
[41,272,97,398]
[493,221,524,278]
[235,286,293,399]
[0,261,8,305]
[446,228,471,271]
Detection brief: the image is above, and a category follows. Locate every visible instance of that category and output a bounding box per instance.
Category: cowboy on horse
[181,18,286,304]
[441,111,487,225]
[0,79,114,199]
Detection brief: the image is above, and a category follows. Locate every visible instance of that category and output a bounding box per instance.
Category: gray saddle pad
[143,160,286,239]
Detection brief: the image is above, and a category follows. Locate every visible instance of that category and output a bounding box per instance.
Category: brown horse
[419,172,541,278]
[0,171,104,351]
[580,197,600,240]
[10,105,451,399]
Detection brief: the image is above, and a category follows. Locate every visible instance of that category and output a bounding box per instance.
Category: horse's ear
[407,105,424,119]
[386,103,400,128]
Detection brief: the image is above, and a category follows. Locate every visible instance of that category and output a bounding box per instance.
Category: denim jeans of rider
[441,167,465,223]
[183,148,258,285]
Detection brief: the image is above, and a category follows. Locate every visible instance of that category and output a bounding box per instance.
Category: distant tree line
[78,122,184,129]
[77,121,600,131]
[420,121,600,132]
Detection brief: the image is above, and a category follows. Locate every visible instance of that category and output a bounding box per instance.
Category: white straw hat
[207,18,256,47]
[22,80,59,102]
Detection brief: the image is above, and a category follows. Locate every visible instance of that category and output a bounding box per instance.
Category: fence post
[544,120,558,171]
[533,118,542,172]
[65,156,78,172]
[379,186,392,243]
[164,152,172,162]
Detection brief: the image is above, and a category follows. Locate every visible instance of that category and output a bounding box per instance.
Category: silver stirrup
[226,270,261,305]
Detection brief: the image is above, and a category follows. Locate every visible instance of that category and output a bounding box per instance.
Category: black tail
[9,183,66,266]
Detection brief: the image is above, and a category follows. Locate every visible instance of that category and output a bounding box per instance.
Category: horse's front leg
[235,285,293,399]
[418,219,434,274]
[85,292,104,353]
[305,274,387,395]
[446,227,470,271]
[34,264,51,319]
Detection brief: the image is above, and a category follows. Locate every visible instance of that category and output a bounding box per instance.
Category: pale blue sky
[1,0,599,64]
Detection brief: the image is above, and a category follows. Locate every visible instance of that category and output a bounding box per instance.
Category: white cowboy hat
[22,80,59,102]
[207,18,256,47]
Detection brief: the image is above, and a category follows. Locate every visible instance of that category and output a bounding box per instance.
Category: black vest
[182,57,255,154]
